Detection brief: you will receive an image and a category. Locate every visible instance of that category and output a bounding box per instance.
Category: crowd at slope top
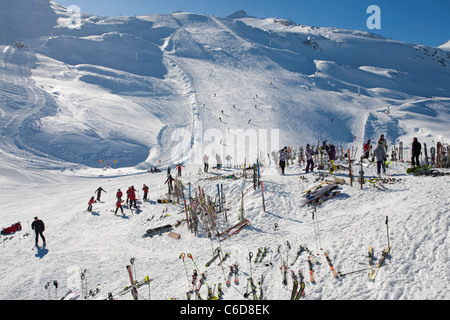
[278,134,424,176]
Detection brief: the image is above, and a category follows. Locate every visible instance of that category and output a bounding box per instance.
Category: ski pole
[53,280,58,300]
[45,282,50,300]
[385,216,390,248]
[187,253,201,275]
[179,253,191,287]
[248,252,253,279]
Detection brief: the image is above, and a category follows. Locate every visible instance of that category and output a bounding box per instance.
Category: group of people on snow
[279,142,337,175]
[87,183,151,215]
[278,133,418,177]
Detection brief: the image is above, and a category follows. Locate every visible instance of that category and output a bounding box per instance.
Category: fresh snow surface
[0,0,449,301]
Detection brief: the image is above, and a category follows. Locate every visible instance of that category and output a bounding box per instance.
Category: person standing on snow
[165,174,174,194]
[362,140,372,160]
[142,184,149,201]
[411,137,422,167]
[31,217,46,247]
[94,187,106,201]
[115,199,124,215]
[378,134,388,153]
[116,189,123,201]
[177,164,183,177]
[128,186,137,209]
[87,196,96,212]
[225,154,232,167]
[305,144,316,173]
[373,141,387,176]
[203,155,209,173]
[279,146,289,175]
[326,142,337,172]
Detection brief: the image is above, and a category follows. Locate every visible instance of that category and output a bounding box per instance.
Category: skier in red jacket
[142,184,149,201]
[128,186,137,209]
[116,189,123,201]
[87,196,96,212]
[115,199,124,215]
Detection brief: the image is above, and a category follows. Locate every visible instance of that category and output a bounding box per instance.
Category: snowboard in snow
[143,224,173,237]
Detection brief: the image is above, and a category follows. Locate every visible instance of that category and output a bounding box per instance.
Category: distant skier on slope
[177,163,184,177]
[87,196,96,212]
[279,146,289,175]
[94,187,106,201]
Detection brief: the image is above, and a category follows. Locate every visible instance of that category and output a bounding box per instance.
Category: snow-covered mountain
[0,0,449,302]
[0,0,449,169]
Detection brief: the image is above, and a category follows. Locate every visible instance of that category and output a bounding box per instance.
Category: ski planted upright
[290,270,298,300]
[294,270,306,300]
[126,265,138,300]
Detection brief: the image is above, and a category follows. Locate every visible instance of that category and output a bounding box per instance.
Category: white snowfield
[0,0,449,300]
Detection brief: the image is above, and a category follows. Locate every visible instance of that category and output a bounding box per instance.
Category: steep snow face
[0,1,449,169]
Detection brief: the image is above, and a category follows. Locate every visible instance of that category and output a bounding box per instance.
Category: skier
[31,217,46,247]
[305,144,316,173]
[279,146,289,175]
[142,184,149,201]
[115,199,124,215]
[203,155,209,173]
[411,137,422,167]
[378,134,388,152]
[326,142,337,172]
[177,163,183,177]
[94,187,106,201]
[87,196,96,212]
[165,174,174,194]
[215,153,222,169]
[128,186,137,209]
[373,141,387,176]
[361,140,372,160]
[225,154,232,167]
[116,189,123,201]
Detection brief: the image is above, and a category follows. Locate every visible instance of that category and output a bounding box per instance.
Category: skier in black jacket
[411,137,422,167]
[31,217,46,247]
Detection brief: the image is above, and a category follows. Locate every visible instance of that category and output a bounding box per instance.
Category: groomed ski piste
[0,0,449,302]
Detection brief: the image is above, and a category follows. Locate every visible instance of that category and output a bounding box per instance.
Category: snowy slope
[1,1,449,169]
[0,0,449,301]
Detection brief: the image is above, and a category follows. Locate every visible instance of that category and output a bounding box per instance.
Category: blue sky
[54,0,449,47]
